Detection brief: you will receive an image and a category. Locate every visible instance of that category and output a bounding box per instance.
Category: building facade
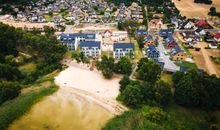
[113,43,134,59]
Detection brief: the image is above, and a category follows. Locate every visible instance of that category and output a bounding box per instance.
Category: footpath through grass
[0,75,59,130]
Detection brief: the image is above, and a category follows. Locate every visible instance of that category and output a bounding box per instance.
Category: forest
[0,23,67,104]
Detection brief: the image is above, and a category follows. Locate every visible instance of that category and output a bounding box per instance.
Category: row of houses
[58,33,135,59]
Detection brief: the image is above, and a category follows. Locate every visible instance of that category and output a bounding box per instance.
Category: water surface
[8,90,112,130]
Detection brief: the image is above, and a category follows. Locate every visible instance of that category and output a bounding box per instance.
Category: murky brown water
[8,90,113,130]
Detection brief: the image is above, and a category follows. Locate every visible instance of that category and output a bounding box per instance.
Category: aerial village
[0,0,220,75]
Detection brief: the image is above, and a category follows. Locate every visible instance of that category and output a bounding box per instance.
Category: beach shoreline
[54,61,127,115]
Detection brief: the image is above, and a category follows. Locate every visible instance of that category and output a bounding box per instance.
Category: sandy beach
[55,61,127,115]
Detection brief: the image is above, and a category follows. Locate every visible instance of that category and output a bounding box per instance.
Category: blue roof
[113,43,134,51]
[145,34,156,42]
[159,29,173,37]
[171,45,183,55]
[180,66,190,72]
[135,29,148,35]
[59,33,96,40]
[166,36,175,43]
[146,44,158,52]
[80,41,100,49]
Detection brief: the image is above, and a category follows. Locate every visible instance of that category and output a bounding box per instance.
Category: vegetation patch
[0,81,58,130]
[175,61,197,69]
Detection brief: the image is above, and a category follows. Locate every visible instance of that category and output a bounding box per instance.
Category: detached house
[145,34,157,46]
[134,29,148,39]
[159,29,173,38]
[80,41,101,58]
[166,37,177,48]
[104,30,128,42]
[195,20,209,29]
[180,20,195,29]
[214,33,220,42]
[149,18,163,30]
[171,46,186,61]
[145,45,160,61]
[113,43,135,59]
[195,28,206,36]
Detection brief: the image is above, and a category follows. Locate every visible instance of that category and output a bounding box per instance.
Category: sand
[0,19,54,29]
[55,61,127,115]
[172,0,220,18]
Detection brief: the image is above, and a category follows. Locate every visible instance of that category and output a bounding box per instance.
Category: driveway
[157,41,180,72]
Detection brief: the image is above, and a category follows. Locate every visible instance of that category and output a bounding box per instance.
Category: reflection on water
[8,90,113,130]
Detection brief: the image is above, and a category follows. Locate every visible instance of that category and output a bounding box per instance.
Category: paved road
[157,42,180,72]
[175,29,220,33]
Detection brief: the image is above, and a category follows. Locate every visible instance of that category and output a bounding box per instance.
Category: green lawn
[131,38,144,63]
[160,73,173,86]
[18,62,36,74]
[101,51,113,58]
[44,15,53,21]
[175,61,197,69]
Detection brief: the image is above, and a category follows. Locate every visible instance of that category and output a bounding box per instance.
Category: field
[189,42,220,76]
[172,0,220,18]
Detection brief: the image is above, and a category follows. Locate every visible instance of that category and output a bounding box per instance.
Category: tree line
[0,23,67,104]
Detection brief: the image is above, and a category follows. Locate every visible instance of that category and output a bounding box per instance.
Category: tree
[122,84,144,108]
[172,71,184,85]
[142,106,167,124]
[43,26,55,36]
[155,81,172,106]
[137,58,162,83]
[141,82,156,105]
[173,69,220,109]
[137,37,145,49]
[119,75,130,93]
[0,80,21,104]
[114,57,132,75]
[96,55,115,79]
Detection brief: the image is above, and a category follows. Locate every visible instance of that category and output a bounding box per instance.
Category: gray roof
[80,41,101,49]
[113,43,134,51]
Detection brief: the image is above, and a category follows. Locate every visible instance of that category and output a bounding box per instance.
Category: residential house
[149,18,163,30]
[104,30,128,41]
[209,43,218,49]
[134,29,148,39]
[214,33,220,42]
[195,28,206,36]
[58,33,96,51]
[145,44,160,61]
[180,20,195,29]
[159,29,173,38]
[145,34,157,46]
[171,46,186,61]
[80,41,101,58]
[166,37,177,48]
[113,43,135,59]
[195,20,210,29]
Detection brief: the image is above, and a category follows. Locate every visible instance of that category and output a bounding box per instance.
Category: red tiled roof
[195,20,209,27]
[214,33,220,39]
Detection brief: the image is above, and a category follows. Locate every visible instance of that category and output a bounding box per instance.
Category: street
[157,41,180,72]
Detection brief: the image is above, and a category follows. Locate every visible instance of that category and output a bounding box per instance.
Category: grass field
[175,61,198,69]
